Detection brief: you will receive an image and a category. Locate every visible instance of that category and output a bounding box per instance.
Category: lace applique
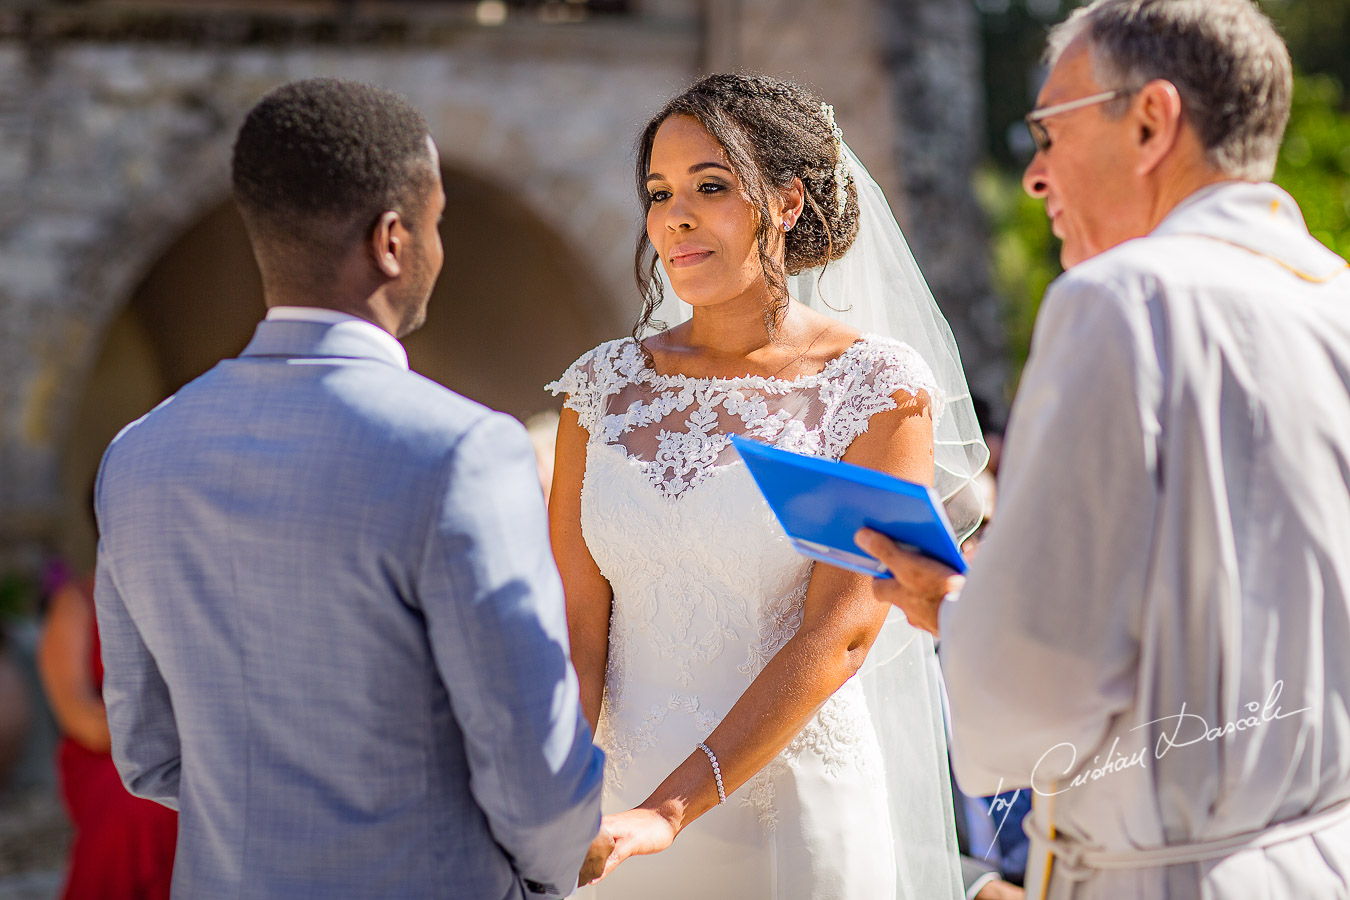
[816,344,943,460]
[790,683,881,779]
[547,335,939,501]
[595,498,755,690]
[600,614,633,723]
[734,580,883,828]
[544,342,604,435]
[599,700,666,796]
[587,490,668,720]
[651,404,729,499]
[740,682,883,827]
[599,693,720,796]
[739,581,809,678]
[740,761,785,828]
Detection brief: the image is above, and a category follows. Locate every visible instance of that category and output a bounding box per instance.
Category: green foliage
[0,571,35,623]
[1273,73,1350,259]
[1262,0,1350,98]
[976,167,1059,384]
[979,0,1073,168]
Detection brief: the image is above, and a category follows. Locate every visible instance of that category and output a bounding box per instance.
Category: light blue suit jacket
[94,319,604,899]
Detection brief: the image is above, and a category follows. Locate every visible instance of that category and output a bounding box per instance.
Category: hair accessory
[697,741,727,804]
[820,102,849,213]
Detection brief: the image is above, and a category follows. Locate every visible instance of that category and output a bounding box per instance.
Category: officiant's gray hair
[1047,0,1291,181]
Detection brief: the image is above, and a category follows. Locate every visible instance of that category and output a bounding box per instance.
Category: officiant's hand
[577,808,677,885]
[855,528,964,637]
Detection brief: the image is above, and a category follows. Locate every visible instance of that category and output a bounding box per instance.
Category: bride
[547,73,987,899]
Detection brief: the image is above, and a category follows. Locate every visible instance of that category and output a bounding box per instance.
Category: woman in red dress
[38,567,177,900]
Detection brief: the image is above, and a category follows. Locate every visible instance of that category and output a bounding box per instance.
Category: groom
[861,1,1350,898]
[93,78,604,898]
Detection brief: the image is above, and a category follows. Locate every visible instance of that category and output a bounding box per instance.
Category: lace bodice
[546,335,939,824]
[550,336,940,498]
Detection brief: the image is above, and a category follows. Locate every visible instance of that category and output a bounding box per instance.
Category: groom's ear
[369,210,405,279]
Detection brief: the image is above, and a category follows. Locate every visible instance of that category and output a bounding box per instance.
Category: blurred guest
[959,852,1025,900]
[958,784,1031,891]
[526,409,562,503]
[37,561,176,900]
[959,470,996,560]
[0,628,31,788]
[969,395,1004,478]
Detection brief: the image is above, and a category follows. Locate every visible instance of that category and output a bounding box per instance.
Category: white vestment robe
[943,181,1350,899]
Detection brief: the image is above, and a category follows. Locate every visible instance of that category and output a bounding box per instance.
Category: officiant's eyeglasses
[1025,89,1131,154]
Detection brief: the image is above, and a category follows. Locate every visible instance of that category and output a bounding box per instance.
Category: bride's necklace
[655,306,833,380]
[763,326,830,379]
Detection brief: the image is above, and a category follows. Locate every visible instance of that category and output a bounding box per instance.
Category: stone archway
[58,166,622,569]
[405,165,621,420]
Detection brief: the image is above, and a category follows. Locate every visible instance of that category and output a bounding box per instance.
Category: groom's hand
[577,808,677,885]
[855,528,964,637]
[577,825,615,886]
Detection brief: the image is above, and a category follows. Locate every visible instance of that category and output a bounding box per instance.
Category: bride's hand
[578,808,678,885]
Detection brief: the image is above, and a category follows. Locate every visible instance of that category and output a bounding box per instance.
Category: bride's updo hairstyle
[633,73,861,338]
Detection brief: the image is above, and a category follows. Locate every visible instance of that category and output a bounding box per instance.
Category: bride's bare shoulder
[638,322,696,373]
[800,306,863,352]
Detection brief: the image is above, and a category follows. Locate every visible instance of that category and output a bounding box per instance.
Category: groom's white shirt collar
[265,306,410,371]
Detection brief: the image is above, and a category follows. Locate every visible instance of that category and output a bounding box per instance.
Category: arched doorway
[59,166,623,569]
[404,166,621,419]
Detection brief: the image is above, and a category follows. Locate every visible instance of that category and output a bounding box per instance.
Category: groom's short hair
[231,78,435,249]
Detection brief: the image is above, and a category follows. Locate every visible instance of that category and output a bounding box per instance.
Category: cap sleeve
[545,339,627,435]
[869,338,945,421]
[820,336,945,460]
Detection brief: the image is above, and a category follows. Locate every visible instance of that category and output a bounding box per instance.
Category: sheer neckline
[630,335,877,390]
[547,334,939,498]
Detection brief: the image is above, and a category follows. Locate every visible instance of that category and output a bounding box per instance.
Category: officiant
[857,1,1350,898]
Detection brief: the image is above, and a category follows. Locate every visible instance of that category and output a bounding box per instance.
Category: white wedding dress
[549,335,964,900]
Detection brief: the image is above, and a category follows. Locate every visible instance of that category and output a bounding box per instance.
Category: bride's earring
[783,220,791,232]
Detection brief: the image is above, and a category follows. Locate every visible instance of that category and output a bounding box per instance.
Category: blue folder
[730,434,967,577]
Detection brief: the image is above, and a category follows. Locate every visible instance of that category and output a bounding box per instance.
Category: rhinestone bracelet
[696,741,727,805]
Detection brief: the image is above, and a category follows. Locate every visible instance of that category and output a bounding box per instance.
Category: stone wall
[879,0,1008,407]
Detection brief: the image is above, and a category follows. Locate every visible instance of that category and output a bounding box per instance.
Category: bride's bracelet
[696,741,727,805]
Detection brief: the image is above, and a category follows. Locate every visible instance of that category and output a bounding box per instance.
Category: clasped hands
[577,806,678,886]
